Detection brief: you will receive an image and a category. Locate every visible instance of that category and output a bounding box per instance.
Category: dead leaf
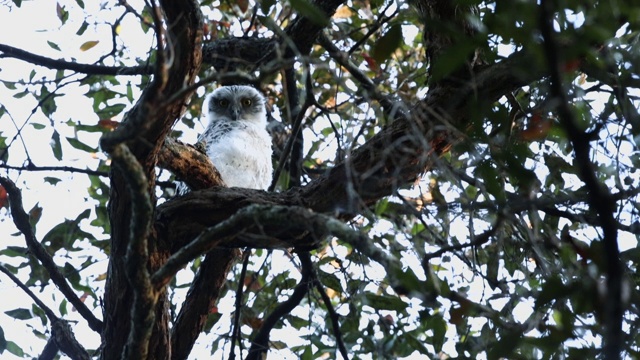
[80,40,99,52]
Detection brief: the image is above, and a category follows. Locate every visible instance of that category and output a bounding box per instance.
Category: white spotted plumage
[197,85,273,190]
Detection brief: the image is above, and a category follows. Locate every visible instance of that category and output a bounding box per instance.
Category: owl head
[206,85,267,126]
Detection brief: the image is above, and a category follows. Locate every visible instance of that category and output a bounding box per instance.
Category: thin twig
[246,252,312,360]
[0,264,57,321]
[304,253,349,359]
[229,250,251,360]
[0,177,103,332]
[0,43,150,76]
[0,163,108,177]
[0,264,91,360]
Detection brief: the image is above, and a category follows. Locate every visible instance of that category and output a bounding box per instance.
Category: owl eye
[216,99,229,108]
[241,98,252,107]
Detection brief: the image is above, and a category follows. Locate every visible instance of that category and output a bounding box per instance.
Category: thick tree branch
[152,204,327,288]
[0,43,150,76]
[109,144,156,360]
[158,137,224,189]
[0,177,103,332]
[38,338,59,360]
[100,0,204,359]
[169,249,236,360]
[539,2,622,359]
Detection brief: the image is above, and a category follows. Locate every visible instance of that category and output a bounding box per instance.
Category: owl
[178,85,273,193]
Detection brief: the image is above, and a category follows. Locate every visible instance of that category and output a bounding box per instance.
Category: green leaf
[319,271,342,293]
[301,346,313,360]
[47,40,61,51]
[98,103,127,119]
[289,0,329,27]
[5,341,24,357]
[76,21,89,35]
[29,203,42,228]
[0,246,27,257]
[44,177,62,185]
[126,82,134,102]
[11,0,22,7]
[66,137,97,152]
[0,326,5,354]
[5,308,32,320]
[203,312,221,333]
[364,293,407,311]
[59,298,68,316]
[39,86,58,117]
[51,130,63,160]
[372,24,403,63]
[56,2,69,24]
[42,212,92,254]
[31,123,46,130]
[261,0,276,13]
[32,304,47,326]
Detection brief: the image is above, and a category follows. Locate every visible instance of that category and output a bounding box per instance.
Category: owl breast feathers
[198,85,273,190]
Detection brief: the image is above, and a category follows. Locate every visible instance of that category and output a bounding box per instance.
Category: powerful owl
[180,85,273,192]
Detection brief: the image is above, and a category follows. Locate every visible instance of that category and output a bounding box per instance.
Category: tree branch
[158,137,224,189]
[306,253,349,359]
[0,177,103,332]
[0,264,90,360]
[201,0,346,72]
[169,249,237,360]
[0,43,151,76]
[0,163,108,177]
[100,0,204,358]
[229,251,250,360]
[422,219,503,263]
[109,144,156,360]
[317,34,407,119]
[246,252,312,360]
[539,2,622,359]
[151,204,327,289]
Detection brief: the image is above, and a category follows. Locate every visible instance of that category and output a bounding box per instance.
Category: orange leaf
[362,52,379,73]
[98,119,119,130]
[0,185,7,208]
[243,316,263,329]
[333,5,352,18]
[520,113,552,141]
[562,58,581,73]
[237,0,249,13]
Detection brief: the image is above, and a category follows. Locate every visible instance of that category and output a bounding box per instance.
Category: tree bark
[100,1,204,359]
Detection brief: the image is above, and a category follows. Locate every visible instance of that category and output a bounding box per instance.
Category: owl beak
[231,109,240,121]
